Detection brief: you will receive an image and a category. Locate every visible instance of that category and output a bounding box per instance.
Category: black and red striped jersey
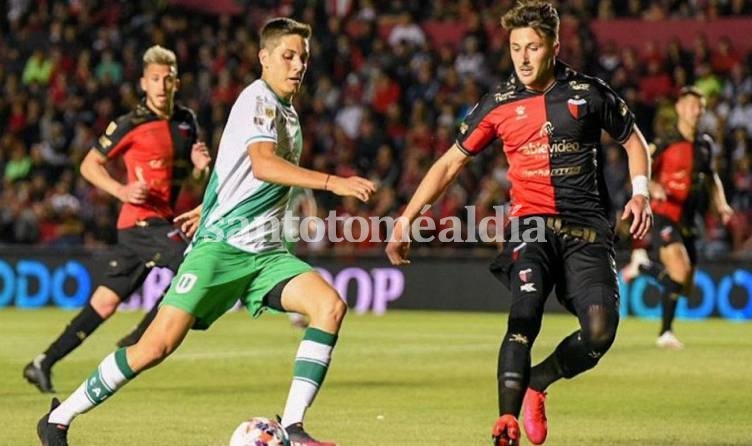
[93,101,198,229]
[456,61,635,229]
[651,128,714,227]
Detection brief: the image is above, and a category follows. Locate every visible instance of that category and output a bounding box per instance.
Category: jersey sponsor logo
[519,141,581,156]
[148,158,167,169]
[494,91,516,102]
[522,165,583,177]
[539,121,555,137]
[520,282,537,293]
[509,333,529,345]
[567,97,587,119]
[569,80,590,91]
[175,273,198,294]
[515,105,527,120]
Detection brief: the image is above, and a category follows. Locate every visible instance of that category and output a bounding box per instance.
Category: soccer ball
[229,417,289,446]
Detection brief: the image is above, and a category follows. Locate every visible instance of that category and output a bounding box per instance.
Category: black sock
[528,352,564,392]
[42,304,105,369]
[498,334,531,416]
[126,295,164,341]
[660,292,679,334]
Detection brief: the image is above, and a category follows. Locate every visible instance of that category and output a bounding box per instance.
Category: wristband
[632,175,649,198]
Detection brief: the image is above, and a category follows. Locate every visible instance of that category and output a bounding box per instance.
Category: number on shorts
[175,273,198,293]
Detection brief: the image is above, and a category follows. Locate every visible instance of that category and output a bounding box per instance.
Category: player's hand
[191,142,212,171]
[119,167,149,204]
[718,204,734,225]
[385,217,411,265]
[328,175,376,203]
[649,182,667,201]
[621,195,652,240]
[174,205,202,238]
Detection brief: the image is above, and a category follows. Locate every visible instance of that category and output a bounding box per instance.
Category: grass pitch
[1,308,751,445]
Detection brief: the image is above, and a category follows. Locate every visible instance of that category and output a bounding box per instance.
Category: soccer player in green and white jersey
[37,18,375,446]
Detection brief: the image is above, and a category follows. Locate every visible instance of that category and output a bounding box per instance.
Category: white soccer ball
[229,417,289,446]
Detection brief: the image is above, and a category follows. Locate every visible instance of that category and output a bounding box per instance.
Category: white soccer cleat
[621,249,650,283]
[656,331,684,349]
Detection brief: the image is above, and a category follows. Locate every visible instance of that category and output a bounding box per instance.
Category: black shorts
[490,216,619,316]
[100,219,187,300]
[651,214,698,266]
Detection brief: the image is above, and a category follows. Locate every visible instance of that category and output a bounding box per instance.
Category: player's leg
[489,232,555,446]
[24,243,148,393]
[524,238,619,445]
[36,241,244,445]
[655,241,693,348]
[277,272,344,445]
[116,222,189,347]
[37,305,195,445]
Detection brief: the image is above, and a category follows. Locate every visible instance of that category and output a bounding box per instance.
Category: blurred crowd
[0,0,750,259]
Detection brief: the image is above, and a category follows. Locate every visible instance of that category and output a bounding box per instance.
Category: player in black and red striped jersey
[387,2,652,445]
[624,87,734,349]
[24,45,211,395]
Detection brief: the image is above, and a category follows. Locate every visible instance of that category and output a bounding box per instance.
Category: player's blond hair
[501,1,560,43]
[142,45,178,74]
[259,17,311,50]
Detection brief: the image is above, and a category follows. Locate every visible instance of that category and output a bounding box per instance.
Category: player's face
[260,34,309,100]
[141,63,178,117]
[676,95,705,130]
[509,27,559,91]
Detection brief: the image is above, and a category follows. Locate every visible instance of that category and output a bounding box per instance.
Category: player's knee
[581,305,618,354]
[90,296,120,318]
[314,291,347,325]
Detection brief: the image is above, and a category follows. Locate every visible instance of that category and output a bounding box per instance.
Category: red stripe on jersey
[498,96,556,217]
[651,141,693,223]
[117,120,175,229]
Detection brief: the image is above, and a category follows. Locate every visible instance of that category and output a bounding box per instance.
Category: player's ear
[259,48,269,70]
[174,77,181,92]
[139,76,147,93]
[553,40,560,57]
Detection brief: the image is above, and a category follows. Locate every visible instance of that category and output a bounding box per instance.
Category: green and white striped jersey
[194,79,303,253]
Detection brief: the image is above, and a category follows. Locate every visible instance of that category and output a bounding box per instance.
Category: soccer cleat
[37,398,69,446]
[285,422,337,446]
[24,358,55,393]
[491,414,520,446]
[656,331,684,349]
[523,388,548,444]
[620,249,650,284]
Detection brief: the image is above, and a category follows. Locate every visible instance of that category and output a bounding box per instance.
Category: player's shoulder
[241,79,276,103]
[173,103,198,124]
[697,132,715,147]
[563,67,617,98]
[653,128,683,153]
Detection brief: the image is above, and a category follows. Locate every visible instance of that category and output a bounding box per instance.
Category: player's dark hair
[259,18,311,50]
[501,1,560,43]
[678,86,704,100]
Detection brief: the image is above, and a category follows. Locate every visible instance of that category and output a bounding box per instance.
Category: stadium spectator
[387,3,652,445]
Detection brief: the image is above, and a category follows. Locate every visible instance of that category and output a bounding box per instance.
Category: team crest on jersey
[518,268,533,283]
[515,105,527,120]
[567,97,587,119]
[178,122,191,138]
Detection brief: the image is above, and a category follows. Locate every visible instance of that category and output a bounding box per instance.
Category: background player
[386,2,652,445]
[36,18,374,446]
[23,45,210,393]
[624,86,734,349]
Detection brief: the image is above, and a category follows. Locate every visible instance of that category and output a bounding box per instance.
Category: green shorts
[162,240,312,329]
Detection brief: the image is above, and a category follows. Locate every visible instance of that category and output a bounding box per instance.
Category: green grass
[1,309,751,445]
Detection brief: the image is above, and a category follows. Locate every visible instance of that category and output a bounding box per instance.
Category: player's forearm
[400,146,468,223]
[622,126,651,197]
[710,173,731,211]
[80,150,125,200]
[251,152,331,190]
[623,126,650,179]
